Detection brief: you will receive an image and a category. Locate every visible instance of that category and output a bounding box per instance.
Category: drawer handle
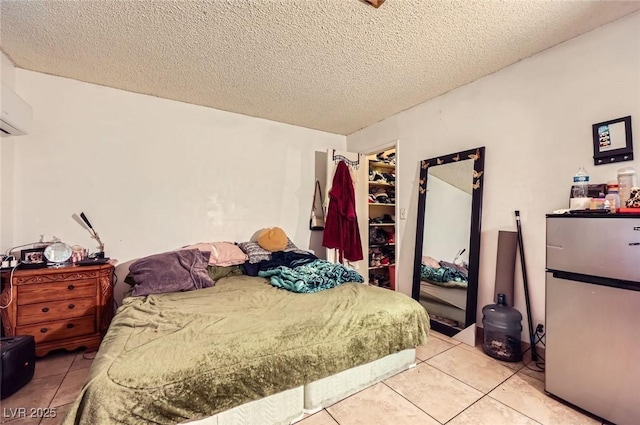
[41,307,49,313]
[68,303,75,309]
[40,328,48,333]
[67,284,75,290]
[66,324,74,329]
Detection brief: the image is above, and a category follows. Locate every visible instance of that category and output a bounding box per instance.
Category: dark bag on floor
[1,335,36,399]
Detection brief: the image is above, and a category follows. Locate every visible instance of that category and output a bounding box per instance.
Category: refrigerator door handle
[548,270,640,292]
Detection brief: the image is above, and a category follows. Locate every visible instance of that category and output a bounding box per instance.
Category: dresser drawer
[17,297,96,326]
[17,316,96,344]
[17,279,96,305]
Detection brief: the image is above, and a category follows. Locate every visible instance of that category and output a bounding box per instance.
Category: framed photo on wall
[592,116,633,165]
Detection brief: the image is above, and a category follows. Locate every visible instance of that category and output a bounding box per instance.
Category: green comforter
[63,275,429,425]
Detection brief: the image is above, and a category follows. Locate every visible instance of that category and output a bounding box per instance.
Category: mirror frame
[411,146,485,337]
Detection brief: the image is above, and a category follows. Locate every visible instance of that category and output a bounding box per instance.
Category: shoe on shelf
[369,229,388,244]
[369,170,385,182]
[375,194,389,204]
[376,153,388,163]
[386,231,395,244]
[382,173,395,185]
[386,152,396,165]
[381,214,395,223]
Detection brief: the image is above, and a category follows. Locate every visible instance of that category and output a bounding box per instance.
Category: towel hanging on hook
[323,161,364,263]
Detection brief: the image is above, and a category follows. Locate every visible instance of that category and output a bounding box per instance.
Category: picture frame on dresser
[19,247,47,269]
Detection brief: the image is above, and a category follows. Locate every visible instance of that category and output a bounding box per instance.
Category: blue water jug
[482,293,523,362]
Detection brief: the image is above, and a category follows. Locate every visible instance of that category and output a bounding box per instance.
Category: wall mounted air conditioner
[0,83,32,137]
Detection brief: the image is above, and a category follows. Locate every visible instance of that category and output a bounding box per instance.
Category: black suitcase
[0,335,36,399]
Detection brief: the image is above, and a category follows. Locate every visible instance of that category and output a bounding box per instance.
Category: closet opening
[366,145,397,291]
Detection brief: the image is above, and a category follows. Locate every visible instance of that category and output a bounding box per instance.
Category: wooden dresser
[0,263,114,357]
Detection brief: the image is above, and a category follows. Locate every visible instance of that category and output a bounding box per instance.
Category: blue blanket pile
[420,263,468,288]
[259,259,364,293]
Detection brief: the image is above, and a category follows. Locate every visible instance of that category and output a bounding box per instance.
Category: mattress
[63,275,428,425]
[420,280,467,309]
[418,297,465,328]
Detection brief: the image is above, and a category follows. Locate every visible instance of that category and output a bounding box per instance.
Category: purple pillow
[130,249,214,296]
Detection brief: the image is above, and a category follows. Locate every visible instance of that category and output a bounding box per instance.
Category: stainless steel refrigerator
[546,214,640,425]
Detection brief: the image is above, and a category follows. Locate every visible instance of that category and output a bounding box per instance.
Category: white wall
[11,70,345,300]
[0,51,17,251]
[0,140,15,251]
[347,12,640,340]
[423,175,471,265]
[1,51,16,88]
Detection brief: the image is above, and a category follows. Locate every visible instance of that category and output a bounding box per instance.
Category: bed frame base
[302,348,416,412]
[182,348,416,425]
[185,386,304,425]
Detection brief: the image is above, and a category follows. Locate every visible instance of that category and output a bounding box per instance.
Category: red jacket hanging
[322,161,364,262]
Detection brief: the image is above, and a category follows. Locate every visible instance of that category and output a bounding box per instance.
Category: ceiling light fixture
[363,0,386,8]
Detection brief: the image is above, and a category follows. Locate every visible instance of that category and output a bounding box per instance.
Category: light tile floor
[1,348,93,425]
[1,331,605,425]
[299,331,603,425]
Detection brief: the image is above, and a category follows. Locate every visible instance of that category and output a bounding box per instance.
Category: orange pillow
[257,227,288,252]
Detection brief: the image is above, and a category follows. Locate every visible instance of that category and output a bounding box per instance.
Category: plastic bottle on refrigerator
[617,167,637,206]
[605,181,621,213]
[572,167,589,198]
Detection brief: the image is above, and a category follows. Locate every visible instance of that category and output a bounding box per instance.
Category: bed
[418,259,468,329]
[62,274,429,425]
[418,287,466,328]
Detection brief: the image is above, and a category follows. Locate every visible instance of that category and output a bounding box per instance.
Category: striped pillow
[237,239,300,264]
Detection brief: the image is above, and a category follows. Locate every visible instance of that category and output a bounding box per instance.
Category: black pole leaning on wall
[515,210,538,362]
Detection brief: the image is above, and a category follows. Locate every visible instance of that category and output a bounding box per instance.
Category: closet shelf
[368,264,395,270]
[368,282,392,289]
[370,242,395,247]
[369,223,395,227]
[369,203,395,207]
[369,161,396,171]
[368,181,395,187]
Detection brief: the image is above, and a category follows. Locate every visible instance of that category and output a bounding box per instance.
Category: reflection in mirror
[412,147,485,337]
[421,160,472,330]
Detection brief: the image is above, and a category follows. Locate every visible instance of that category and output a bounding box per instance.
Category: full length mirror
[412,147,485,337]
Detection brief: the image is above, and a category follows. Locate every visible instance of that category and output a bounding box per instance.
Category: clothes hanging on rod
[323,161,364,263]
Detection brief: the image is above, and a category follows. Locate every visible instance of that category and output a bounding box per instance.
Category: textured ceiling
[1,1,639,135]
[429,159,474,194]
